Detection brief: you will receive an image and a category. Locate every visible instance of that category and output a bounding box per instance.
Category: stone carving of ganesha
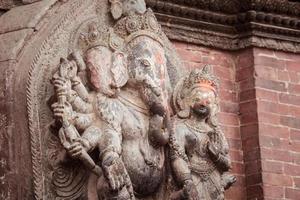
[48,0,235,199]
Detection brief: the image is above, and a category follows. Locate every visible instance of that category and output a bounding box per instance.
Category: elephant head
[109,0,147,20]
[124,34,171,115]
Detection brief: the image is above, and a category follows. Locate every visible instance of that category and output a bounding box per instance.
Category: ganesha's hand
[65,138,91,159]
[52,76,75,100]
[102,152,131,192]
[51,101,74,122]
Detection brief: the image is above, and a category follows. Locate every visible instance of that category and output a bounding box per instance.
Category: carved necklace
[118,93,149,116]
[184,121,210,134]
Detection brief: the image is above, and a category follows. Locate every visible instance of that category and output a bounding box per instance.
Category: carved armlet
[169,134,189,162]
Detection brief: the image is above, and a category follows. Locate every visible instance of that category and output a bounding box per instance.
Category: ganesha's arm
[98,124,122,161]
[72,112,96,131]
[67,77,93,113]
[97,124,135,195]
[72,76,91,102]
[69,94,93,113]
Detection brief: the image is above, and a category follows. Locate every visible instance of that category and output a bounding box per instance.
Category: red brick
[257,100,289,115]
[229,150,244,162]
[258,112,280,124]
[218,112,239,126]
[239,78,255,91]
[240,89,256,102]
[274,51,300,62]
[279,93,300,106]
[221,125,240,139]
[290,129,300,141]
[280,116,300,129]
[243,137,259,152]
[220,101,239,114]
[278,70,290,81]
[291,152,300,165]
[261,148,292,163]
[284,163,300,176]
[262,173,293,186]
[289,140,300,152]
[240,100,257,114]
[286,60,300,72]
[245,160,261,175]
[202,54,233,68]
[246,185,264,199]
[289,105,300,118]
[285,188,300,199]
[176,49,202,63]
[231,162,245,174]
[255,65,278,80]
[241,124,259,139]
[236,67,254,82]
[213,66,233,80]
[246,173,263,186]
[294,177,300,188]
[240,112,258,125]
[256,88,278,102]
[259,136,289,149]
[254,55,286,70]
[236,49,254,69]
[227,138,243,150]
[259,124,289,139]
[263,185,284,198]
[288,83,300,95]
[261,160,283,174]
[225,186,246,200]
[256,78,287,92]
[220,79,235,90]
[244,148,261,162]
[288,71,300,83]
[219,89,237,102]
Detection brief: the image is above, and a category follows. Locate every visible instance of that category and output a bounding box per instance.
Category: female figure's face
[187,87,216,120]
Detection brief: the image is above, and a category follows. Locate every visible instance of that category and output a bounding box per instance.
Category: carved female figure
[170,66,236,200]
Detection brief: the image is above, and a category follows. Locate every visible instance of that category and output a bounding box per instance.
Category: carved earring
[177,108,191,119]
[110,0,123,20]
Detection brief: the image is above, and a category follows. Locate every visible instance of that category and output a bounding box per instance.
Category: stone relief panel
[26,0,235,199]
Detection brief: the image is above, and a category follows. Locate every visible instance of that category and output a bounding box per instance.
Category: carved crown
[79,22,124,51]
[184,65,219,94]
[79,22,110,48]
[114,8,162,39]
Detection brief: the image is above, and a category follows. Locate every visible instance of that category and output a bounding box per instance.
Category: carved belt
[189,160,216,181]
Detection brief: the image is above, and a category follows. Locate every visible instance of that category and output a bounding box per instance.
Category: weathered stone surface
[0,0,57,34]
[0,29,33,61]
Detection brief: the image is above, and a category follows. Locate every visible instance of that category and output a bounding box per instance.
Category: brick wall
[174,41,300,200]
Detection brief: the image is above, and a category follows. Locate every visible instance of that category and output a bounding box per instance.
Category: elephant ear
[110,0,123,20]
[111,51,129,88]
